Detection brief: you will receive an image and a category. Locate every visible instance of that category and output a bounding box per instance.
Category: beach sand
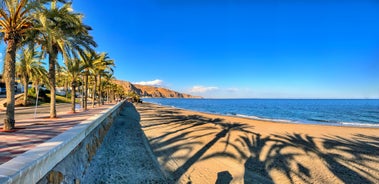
[137,102,379,184]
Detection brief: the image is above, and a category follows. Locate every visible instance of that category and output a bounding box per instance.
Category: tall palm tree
[0,0,42,130]
[78,51,99,110]
[35,0,96,118]
[26,52,48,105]
[16,46,45,106]
[106,82,116,103]
[97,57,114,106]
[64,57,83,113]
[56,64,69,98]
[30,64,48,100]
[114,84,125,102]
[102,73,115,104]
[87,52,114,108]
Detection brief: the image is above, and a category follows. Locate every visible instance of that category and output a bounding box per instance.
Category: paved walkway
[0,103,117,165]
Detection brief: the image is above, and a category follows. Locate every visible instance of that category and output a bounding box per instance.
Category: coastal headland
[138,102,379,184]
[113,80,202,98]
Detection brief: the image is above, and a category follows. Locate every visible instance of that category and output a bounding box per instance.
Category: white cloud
[189,86,219,93]
[226,88,239,92]
[133,79,163,86]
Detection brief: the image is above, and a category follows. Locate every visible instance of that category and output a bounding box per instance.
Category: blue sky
[2,0,379,98]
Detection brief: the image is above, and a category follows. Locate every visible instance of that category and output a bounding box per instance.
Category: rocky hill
[114,80,201,98]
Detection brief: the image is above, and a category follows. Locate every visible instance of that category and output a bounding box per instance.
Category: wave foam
[236,114,293,123]
[235,114,379,128]
[340,122,379,127]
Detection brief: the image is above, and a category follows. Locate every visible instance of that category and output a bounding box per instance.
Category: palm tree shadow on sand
[202,132,379,184]
[271,133,379,184]
[322,134,379,183]
[145,111,255,182]
[209,133,306,184]
[171,122,254,181]
[142,106,379,183]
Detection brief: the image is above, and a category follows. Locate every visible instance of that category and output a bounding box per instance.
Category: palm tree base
[3,119,15,131]
[0,129,16,132]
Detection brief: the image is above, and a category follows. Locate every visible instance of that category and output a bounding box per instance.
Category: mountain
[114,80,201,98]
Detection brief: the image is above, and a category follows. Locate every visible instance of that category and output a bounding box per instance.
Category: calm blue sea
[142,98,379,127]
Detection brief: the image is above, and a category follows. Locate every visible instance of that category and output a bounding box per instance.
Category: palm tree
[97,57,114,106]
[108,83,117,103]
[27,54,48,106]
[55,64,69,98]
[30,65,48,102]
[65,57,83,113]
[35,0,96,118]
[0,0,42,130]
[87,52,114,108]
[78,51,99,110]
[16,46,45,106]
[114,84,125,101]
[102,73,115,104]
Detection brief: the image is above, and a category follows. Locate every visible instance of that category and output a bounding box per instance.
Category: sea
[142,98,379,127]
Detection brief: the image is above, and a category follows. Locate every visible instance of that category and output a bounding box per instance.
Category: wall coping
[0,101,124,184]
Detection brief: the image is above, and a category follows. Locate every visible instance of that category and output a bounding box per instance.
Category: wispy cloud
[187,86,258,98]
[133,79,163,86]
[189,86,219,93]
[226,88,239,92]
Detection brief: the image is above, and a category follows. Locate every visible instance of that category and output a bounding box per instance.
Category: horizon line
[143,97,379,100]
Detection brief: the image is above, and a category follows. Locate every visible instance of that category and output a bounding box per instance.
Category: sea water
[142,98,379,127]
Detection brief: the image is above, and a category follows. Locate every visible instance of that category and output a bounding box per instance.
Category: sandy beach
[137,102,379,184]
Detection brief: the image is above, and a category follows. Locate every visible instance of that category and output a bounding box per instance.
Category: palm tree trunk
[112,89,115,103]
[107,87,109,104]
[81,76,84,108]
[71,82,76,113]
[92,76,96,108]
[3,38,17,131]
[113,87,116,102]
[65,78,69,99]
[97,75,101,106]
[84,73,88,110]
[48,46,58,118]
[23,76,29,106]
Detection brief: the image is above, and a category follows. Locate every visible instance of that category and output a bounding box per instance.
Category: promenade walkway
[0,103,116,165]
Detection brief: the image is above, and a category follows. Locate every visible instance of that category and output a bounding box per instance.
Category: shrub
[28,87,49,102]
[28,87,36,97]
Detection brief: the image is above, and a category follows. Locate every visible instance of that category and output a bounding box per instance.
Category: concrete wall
[0,101,126,184]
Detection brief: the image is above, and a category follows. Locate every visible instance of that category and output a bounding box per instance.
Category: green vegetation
[51,94,71,103]
[28,88,48,101]
[16,46,47,106]
[25,88,78,105]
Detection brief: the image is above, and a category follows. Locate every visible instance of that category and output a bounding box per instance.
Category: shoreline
[143,101,379,129]
[137,102,379,183]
